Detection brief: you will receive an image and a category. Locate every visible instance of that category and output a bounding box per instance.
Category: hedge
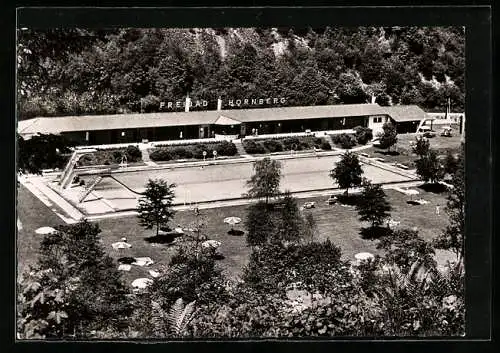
[331,133,357,149]
[149,141,238,162]
[243,136,331,154]
[78,145,142,166]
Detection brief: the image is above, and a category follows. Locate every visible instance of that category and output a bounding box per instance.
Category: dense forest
[17,27,465,120]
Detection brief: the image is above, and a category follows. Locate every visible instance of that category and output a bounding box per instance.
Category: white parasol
[405,189,420,200]
[354,252,375,262]
[224,216,241,233]
[111,241,132,250]
[224,217,241,226]
[35,226,56,235]
[131,278,153,289]
[202,240,221,250]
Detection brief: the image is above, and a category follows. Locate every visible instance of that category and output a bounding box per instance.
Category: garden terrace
[149,141,238,162]
[242,136,332,154]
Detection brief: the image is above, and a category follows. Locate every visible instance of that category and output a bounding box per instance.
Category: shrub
[263,139,284,153]
[149,149,173,161]
[332,133,357,149]
[216,141,238,156]
[282,137,302,151]
[243,141,266,154]
[125,145,142,162]
[172,147,193,159]
[353,126,373,145]
[321,141,332,150]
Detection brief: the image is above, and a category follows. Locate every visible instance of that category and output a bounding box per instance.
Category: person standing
[436,204,440,215]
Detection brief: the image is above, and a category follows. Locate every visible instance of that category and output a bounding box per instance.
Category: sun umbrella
[405,189,419,200]
[202,240,221,249]
[111,241,132,250]
[131,278,153,289]
[35,226,56,235]
[354,252,375,263]
[224,216,241,234]
[224,217,241,226]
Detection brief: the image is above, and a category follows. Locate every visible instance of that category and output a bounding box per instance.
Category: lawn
[362,125,462,167]
[92,187,454,284]
[17,185,66,277]
[17,184,456,286]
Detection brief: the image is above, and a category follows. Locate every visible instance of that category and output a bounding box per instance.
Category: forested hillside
[17,27,465,120]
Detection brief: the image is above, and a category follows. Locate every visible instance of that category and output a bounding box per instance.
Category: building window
[373,116,383,123]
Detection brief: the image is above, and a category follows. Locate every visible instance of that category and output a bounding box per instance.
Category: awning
[214,115,241,126]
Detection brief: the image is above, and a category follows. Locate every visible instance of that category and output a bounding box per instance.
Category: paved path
[138,143,158,167]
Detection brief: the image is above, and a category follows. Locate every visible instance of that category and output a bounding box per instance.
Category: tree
[329,151,363,196]
[245,202,275,247]
[433,147,464,259]
[353,126,373,145]
[18,220,132,339]
[443,151,459,176]
[415,149,445,184]
[17,133,74,175]
[246,157,282,204]
[303,212,318,242]
[356,180,392,228]
[276,191,303,243]
[377,228,436,272]
[137,179,176,236]
[411,136,430,157]
[377,122,398,151]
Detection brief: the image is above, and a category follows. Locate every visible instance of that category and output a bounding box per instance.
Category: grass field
[18,184,456,285]
[362,125,463,166]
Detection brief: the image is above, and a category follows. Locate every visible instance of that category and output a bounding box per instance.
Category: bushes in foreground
[149,141,238,162]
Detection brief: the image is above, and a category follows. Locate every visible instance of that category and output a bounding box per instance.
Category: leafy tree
[353,126,373,145]
[245,202,275,247]
[377,122,398,151]
[18,220,132,339]
[443,151,459,176]
[275,191,303,243]
[377,228,436,272]
[433,147,465,259]
[137,179,176,236]
[329,151,364,196]
[356,180,392,228]
[246,157,282,204]
[17,133,74,175]
[411,136,430,157]
[242,240,346,294]
[415,149,445,184]
[303,212,318,242]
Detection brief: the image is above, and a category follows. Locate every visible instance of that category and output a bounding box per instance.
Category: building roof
[18,103,423,135]
[18,110,221,135]
[219,104,386,123]
[384,105,427,122]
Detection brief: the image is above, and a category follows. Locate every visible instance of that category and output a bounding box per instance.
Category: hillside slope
[17,27,465,120]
